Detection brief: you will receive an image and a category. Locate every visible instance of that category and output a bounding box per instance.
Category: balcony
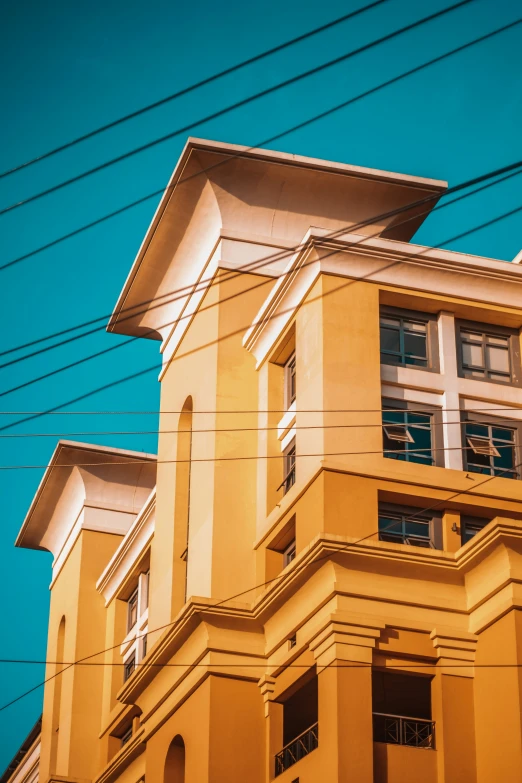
[373,712,435,749]
[275,723,318,776]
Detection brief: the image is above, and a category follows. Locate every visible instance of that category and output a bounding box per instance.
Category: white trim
[96,490,156,605]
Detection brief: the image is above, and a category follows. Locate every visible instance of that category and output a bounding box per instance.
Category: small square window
[123,654,136,683]
[380,309,432,369]
[458,322,520,385]
[461,516,492,545]
[288,634,297,649]
[378,502,439,549]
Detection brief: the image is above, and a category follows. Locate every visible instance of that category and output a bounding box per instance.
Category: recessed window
[461,515,491,544]
[278,439,296,495]
[127,588,139,632]
[142,633,148,658]
[457,322,521,385]
[288,634,297,649]
[121,726,133,746]
[123,654,136,683]
[378,503,437,548]
[283,540,296,567]
[382,400,437,467]
[285,353,296,408]
[380,308,431,367]
[463,421,518,479]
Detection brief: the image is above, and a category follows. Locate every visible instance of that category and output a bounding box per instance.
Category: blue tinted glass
[466,423,489,438]
[492,427,514,442]
[381,327,401,353]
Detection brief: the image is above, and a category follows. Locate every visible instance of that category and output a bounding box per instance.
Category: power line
[0,0,473,217]
[2,456,518,712]
[0,442,517,470]
[0,406,520,416]
[1,413,522,437]
[1,16,517,281]
[0,1,389,180]
[2,160,521,372]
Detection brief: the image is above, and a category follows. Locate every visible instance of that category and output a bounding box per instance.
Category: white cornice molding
[244,229,522,368]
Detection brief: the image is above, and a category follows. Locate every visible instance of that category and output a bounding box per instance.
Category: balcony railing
[373,713,435,749]
[275,723,318,776]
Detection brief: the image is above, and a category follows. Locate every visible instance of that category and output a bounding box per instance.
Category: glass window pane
[379,515,403,535]
[492,427,514,442]
[381,352,402,365]
[461,331,482,342]
[380,327,401,353]
[462,341,484,368]
[382,410,405,424]
[486,335,509,346]
[380,316,401,328]
[410,426,432,451]
[467,450,490,469]
[486,345,510,373]
[405,519,430,537]
[466,423,489,438]
[404,332,427,359]
[403,321,427,334]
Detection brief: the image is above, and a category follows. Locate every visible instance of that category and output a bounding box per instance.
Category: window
[288,634,297,649]
[461,515,491,544]
[372,671,434,749]
[283,540,296,567]
[380,308,432,368]
[121,726,133,746]
[463,421,518,479]
[127,588,139,632]
[382,400,438,467]
[285,353,296,408]
[278,439,296,495]
[123,654,136,683]
[378,503,437,548]
[457,322,521,385]
[142,633,148,658]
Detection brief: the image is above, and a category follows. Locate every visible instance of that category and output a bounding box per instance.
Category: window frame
[461,515,493,545]
[283,539,297,567]
[280,438,296,495]
[456,319,521,387]
[127,588,139,632]
[123,653,136,683]
[284,352,296,409]
[379,306,439,373]
[461,411,522,480]
[120,726,133,746]
[377,502,442,550]
[382,398,444,468]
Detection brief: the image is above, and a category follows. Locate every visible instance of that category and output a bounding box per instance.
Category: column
[309,615,384,783]
[430,628,478,783]
[437,312,463,471]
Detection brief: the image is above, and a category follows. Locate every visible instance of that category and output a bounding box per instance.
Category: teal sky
[0,0,521,768]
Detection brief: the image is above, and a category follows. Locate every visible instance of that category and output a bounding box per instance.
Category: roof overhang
[16,441,157,557]
[107,138,447,341]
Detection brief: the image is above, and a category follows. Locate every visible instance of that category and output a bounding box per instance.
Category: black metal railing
[275,723,318,775]
[373,713,435,749]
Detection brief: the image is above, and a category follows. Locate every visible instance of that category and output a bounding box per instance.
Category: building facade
[5,139,522,783]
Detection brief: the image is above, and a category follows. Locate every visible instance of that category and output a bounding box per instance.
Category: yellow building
[5,139,522,783]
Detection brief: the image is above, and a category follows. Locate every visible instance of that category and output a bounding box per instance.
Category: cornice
[92,727,145,783]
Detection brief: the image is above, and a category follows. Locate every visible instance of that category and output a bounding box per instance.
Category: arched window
[50,616,66,773]
[164,734,185,783]
[176,397,193,602]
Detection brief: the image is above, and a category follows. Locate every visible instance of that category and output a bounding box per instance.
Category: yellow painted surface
[11,143,522,783]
